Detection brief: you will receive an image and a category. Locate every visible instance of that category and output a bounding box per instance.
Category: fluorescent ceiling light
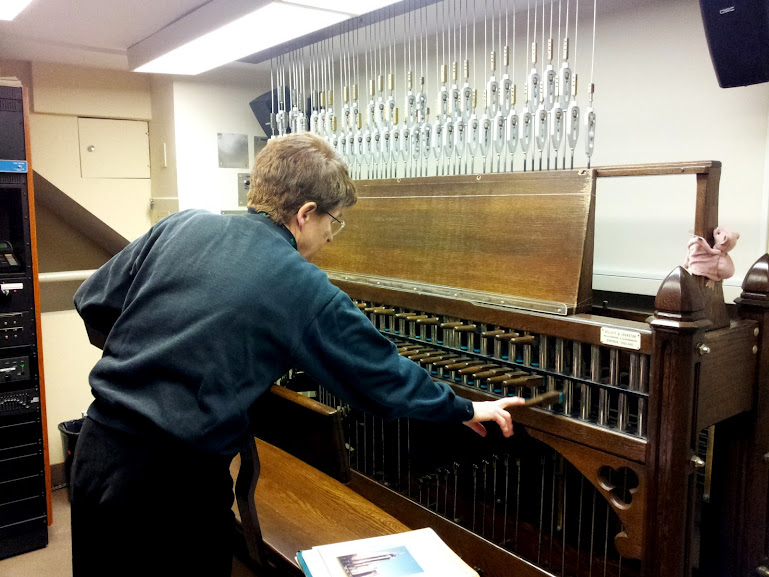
[0,0,33,20]
[282,0,402,16]
[135,2,349,75]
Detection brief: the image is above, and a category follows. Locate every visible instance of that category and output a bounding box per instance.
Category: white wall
[42,312,103,464]
[587,0,769,300]
[172,76,269,213]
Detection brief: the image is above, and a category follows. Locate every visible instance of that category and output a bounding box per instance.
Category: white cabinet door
[78,118,150,179]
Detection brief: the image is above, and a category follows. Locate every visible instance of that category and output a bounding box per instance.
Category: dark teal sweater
[75,209,473,456]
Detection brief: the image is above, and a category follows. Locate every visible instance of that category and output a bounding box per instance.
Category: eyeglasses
[324,211,345,237]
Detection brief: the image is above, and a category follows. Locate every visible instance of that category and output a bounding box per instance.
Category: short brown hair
[248,132,357,224]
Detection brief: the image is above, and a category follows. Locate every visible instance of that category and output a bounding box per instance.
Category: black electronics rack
[0,84,49,559]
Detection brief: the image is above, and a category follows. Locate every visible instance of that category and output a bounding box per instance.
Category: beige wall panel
[149,76,178,200]
[34,203,113,274]
[150,197,179,225]
[0,59,32,97]
[31,62,151,120]
[30,113,152,241]
[78,118,150,179]
[41,310,101,465]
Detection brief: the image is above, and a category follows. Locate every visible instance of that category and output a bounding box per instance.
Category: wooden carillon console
[279,161,769,577]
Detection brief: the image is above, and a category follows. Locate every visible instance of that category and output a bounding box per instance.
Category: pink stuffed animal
[684,226,740,286]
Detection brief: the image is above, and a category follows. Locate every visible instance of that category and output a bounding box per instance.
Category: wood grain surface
[231,439,410,569]
[314,171,595,314]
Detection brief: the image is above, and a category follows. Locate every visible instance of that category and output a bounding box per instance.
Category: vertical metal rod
[602,348,618,427]
[538,454,546,563]
[523,333,532,367]
[562,460,568,577]
[502,454,510,546]
[622,353,638,433]
[553,337,565,394]
[397,418,402,491]
[584,345,599,421]
[355,419,360,471]
[481,459,489,537]
[472,463,479,532]
[380,418,386,483]
[371,415,377,477]
[568,342,581,416]
[540,334,551,392]
[406,418,412,497]
[515,457,522,550]
[638,355,648,437]
[453,462,460,522]
[589,487,597,577]
[603,499,610,577]
[576,476,584,572]
[619,469,627,576]
[444,468,449,517]
[492,454,499,541]
[549,452,557,566]
[362,415,368,475]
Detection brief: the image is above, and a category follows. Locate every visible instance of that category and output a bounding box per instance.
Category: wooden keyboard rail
[231,439,410,573]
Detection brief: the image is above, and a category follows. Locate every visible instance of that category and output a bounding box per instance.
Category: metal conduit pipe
[38,270,96,283]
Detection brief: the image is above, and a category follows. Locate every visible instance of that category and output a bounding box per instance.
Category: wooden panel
[526,430,647,559]
[315,170,595,314]
[230,440,410,569]
[249,385,350,483]
[734,287,769,575]
[696,320,758,431]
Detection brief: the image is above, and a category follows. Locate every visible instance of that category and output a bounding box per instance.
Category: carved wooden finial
[736,254,769,307]
[652,267,709,326]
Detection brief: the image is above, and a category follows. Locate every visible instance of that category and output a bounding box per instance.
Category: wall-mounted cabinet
[78,118,150,179]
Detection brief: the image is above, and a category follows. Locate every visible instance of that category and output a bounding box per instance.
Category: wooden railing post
[735,254,769,575]
[645,267,711,576]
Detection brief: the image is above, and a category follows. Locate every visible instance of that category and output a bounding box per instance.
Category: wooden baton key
[519,390,564,408]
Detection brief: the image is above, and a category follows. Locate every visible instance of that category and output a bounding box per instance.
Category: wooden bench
[230,386,410,575]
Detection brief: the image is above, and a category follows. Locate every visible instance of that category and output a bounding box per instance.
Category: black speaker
[699,0,769,88]
[249,87,291,137]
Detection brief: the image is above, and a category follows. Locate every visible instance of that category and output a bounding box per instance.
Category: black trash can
[58,418,84,502]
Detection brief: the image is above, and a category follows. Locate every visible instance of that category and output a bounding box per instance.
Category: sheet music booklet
[296,527,479,577]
